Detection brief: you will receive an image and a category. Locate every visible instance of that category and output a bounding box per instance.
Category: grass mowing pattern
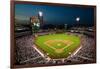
[35,33,80,59]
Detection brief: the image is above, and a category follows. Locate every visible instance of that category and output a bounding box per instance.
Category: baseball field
[35,33,80,59]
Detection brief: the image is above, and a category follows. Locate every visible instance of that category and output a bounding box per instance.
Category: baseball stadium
[14,4,96,66]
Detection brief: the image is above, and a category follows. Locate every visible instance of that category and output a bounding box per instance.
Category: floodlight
[76,17,80,22]
[39,11,43,16]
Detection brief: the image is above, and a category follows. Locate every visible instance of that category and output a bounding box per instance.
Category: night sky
[15,4,94,27]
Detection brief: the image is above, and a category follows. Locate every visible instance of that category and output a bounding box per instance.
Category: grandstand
[15,28,96,65]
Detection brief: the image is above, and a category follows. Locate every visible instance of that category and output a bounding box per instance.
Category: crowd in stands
[15,35,45,64]
[15,31,95,65]
[66,35,95,63]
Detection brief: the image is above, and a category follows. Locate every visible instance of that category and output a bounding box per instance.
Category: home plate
[69,52,71,54]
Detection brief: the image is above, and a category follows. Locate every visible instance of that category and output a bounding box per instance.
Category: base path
[44,39,73,53]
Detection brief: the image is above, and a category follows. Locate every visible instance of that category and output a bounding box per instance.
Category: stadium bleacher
[15,30,95,65]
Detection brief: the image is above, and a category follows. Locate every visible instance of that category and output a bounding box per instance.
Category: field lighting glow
[39,11,43,16]
[76,17,80,22]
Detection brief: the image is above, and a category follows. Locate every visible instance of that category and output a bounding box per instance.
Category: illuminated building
[30,16,40,34]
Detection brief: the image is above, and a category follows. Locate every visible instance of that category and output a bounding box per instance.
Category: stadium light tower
[38,11,43,24]
[76,17,80,22]
[64,24,67,32]
[76,17,80,28]
[39,11,43,17]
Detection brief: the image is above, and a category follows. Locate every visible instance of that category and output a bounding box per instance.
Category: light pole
[76,17,80,27]
[39,11,43,17]
[76,17,80,30]
[64,24,67,32]
[38,11,43,29]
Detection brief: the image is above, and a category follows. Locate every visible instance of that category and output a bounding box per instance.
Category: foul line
[73,46,82,55]
[33,46,45,57]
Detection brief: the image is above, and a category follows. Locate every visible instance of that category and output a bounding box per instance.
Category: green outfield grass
[35,33,80,59]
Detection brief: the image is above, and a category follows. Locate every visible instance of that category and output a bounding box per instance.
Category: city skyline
[15,4,94,27]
